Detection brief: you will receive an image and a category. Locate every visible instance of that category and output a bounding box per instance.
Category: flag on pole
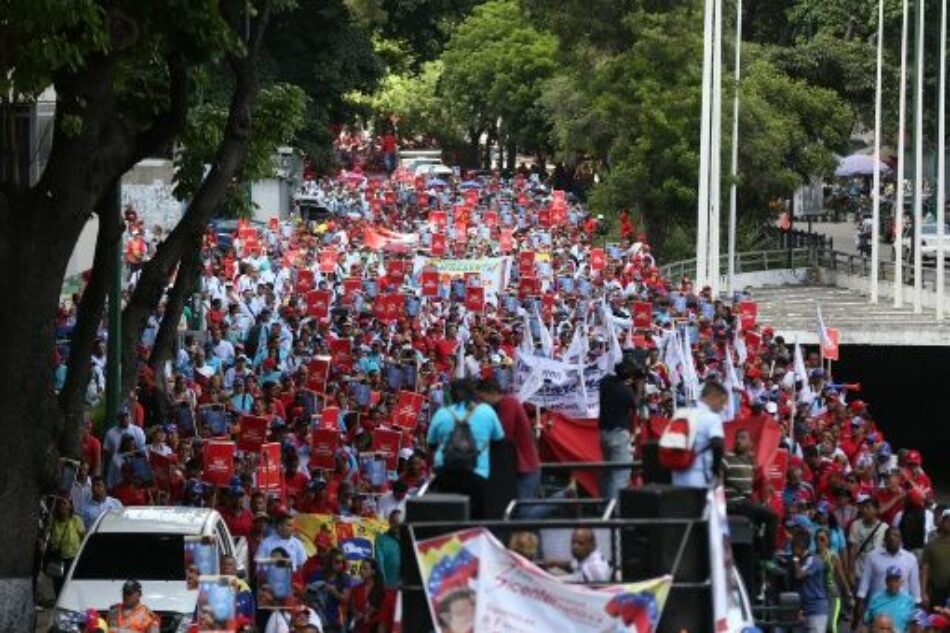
[536,306,554,358]
[519,309,535,356]
[816,305,832,349]
[722,345,740,422]
[733,326,748,365]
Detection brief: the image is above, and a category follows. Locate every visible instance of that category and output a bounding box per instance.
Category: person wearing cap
[863,566,916,633]
[220,482,253,538]
[102,406,146,464]
[922,509,950,610]
[787,529,830,632]
[106,579,160,633]
[850,495,886,589]
[856,528,921,626]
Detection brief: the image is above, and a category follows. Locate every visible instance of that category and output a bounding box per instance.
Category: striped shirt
[722,452,755,503]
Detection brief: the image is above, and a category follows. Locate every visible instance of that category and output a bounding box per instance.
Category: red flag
[421,270,439,297]
[821,327,840,361]
[465,286,485,312]
[319,407,341,430]
[392,391,425,431]
[633,301,653,328]
[738,301,758,331]
[310,428,339,469]
[371,429,402,470]
[590,248,606,272]
[202,441,236,487]
[257,442,284,499]
[237,416,269,452]
[306,290,331,321]
[431,233,446,256]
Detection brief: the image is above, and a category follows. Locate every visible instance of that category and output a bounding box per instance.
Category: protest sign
[202,441,235,488]
[257,443,283,498]
[237,415,269,452]
[633,301,653,328]
[371,429,402,470]
[196,576,237,632]
[392,391,426,430]
[309,428,338,470]
[412,256,510,294]
[294,514,389,576]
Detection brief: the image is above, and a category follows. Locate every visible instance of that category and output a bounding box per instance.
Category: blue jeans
[516,470,541,500]
[599,428,632,500]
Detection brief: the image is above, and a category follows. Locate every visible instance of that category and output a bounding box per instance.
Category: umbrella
[427,177,448,187]
[835,153,892,177]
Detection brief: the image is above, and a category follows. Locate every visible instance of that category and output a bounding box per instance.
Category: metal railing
[660,247,814,282]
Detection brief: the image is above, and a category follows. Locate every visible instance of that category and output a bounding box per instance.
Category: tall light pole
[938,0,947,319]
[895,0,909,308]
[727,0,743,298]
[913,0,925,314]
[709,0,723,298]
[871,0,884,303]
[696,0,715,289]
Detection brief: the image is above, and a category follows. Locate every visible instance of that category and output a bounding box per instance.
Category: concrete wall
[729,268,811,289]
[816,268,950,315]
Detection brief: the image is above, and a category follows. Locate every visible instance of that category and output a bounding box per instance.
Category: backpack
[658,408,701,471]
[441,406,480,473]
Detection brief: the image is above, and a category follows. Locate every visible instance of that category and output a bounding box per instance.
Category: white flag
[733,327,747,365]
[722,345,740,422]
[536,306,554,358]
[816,305,832,349]
[519,309,534,356]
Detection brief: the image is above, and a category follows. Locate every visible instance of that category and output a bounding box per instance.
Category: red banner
[306,290,331,321]
[821,327,840,361]
[421,270,439,297]
[431,233,446,256]
[371,429,402,470]
[392,391,426,431]
[237,415,269,452]
[202,441,236,487]
[738,301,758,331]
[310,428,339,470]
[633,301,653,328]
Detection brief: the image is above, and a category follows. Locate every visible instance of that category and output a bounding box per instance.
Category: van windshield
[71,533,186,580]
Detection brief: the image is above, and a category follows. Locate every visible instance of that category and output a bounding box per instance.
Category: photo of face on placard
[256,556,297,610]
[196,575,236,632]
[185,536,219,590]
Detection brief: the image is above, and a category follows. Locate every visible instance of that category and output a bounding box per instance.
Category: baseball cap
[885,565,902,579]
[122,579,142,595]
[906,450,922,466]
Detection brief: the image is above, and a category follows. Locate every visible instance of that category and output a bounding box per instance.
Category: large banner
[415,527,671,633]
[295,514,389,576]
[412,256,511,295]
[514,351,611,418]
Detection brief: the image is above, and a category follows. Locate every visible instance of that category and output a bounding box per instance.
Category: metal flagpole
[709,0,723,298]
[895,0,910,308]
[696,0,715,289]
[871,0,884,303]
[913,0,925,314]
[938,0,947,319]
[727,0,743,298]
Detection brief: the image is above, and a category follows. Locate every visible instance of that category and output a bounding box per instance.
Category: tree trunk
[58,183,122,457]
[148,232,203,377]
[506,137,517,172]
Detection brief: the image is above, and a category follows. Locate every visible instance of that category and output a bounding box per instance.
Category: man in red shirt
[219,484,253,538]
[80,416,102,477]
[475,378,541,499]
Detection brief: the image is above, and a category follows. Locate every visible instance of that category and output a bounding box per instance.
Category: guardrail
[660,248,814,282]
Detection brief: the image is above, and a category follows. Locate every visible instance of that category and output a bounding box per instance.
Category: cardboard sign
[329,338,353,371]
[590,248,606,272]
[465,286,485,312]
[202,441,235,488]
[296,269,315,293]
[537,208,552,228]
[237,415,270,452]
[319,407,341,430]
[319,248,337,274]
[257,442,284,498]
[421,270,440,297]
[429,210,447,228]
[518,276,540,299]
[500,228,514,254]
[310,428,339,470]
[633,301,653,328]
[484,210,499,227]
[431,233,446,256]
[342,277,362,304]
[371,429,402,470]
[392,391,426,431]
[306,290,331,321]
[738,301,757,331]
[821,327,840,361]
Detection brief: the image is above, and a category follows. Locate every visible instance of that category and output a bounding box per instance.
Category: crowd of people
[44,135,948,633]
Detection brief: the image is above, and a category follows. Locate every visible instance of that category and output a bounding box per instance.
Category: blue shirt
[427,403,505,479]
[864,590,916,632]
[671,401,724,488]
[790,554,829,616]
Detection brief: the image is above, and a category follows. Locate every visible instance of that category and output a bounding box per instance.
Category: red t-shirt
[82,434,102,476]
[496,396,541,474]
[875,488,905,524]
[220,507,254,538]
[284,471,311,500]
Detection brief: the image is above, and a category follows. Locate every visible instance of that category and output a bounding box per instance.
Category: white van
[51,507,247,633]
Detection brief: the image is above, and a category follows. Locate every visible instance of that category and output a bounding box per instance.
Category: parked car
[51,507,247,633]
[897,223,950,262]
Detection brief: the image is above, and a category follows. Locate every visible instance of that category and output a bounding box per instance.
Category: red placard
[738,301,758,331]
[329,338,352,371]
[371,429,402,470]
[307,357,331,393]
[319,407,341,430]
[518,276,539,299]
[500,228,514,254]
[484,210,499,227]
[633,301,653,328]
[319,248,337,274]
[431,233,446,256]
[421,270,439,297]
[744,330,762,355]
[465,189,478,205]
[465,286,485,312]
[310,428,339,470]
[387,259,406,283]
[821,327,840,361]
[306,290,331,321]
[418,193,429,208]
[268,217,279,232]
[384,190,397,205]
[537,208,552,228]
[541,294,555,321]
[590,248,606,272]
[296,269,315,293]
[766,448,790,498]
[429,210,447,228]
[342,277,362,304]
[392,391,425,431]
[237,415,269,452]
[519,251,535,270]
[202,441,236,487]
[257,442,284,498]
[455,220,467,241]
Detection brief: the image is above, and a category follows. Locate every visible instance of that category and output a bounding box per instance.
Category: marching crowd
[44,137,948,633]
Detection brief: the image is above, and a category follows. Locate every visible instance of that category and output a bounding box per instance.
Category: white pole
[709,0,723,298]
[871,0,884,303]
[696,0,715,289]
[913,0,925,314]
[895,0,909,308]
[938,0,947,319]
[728,0,743,298]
